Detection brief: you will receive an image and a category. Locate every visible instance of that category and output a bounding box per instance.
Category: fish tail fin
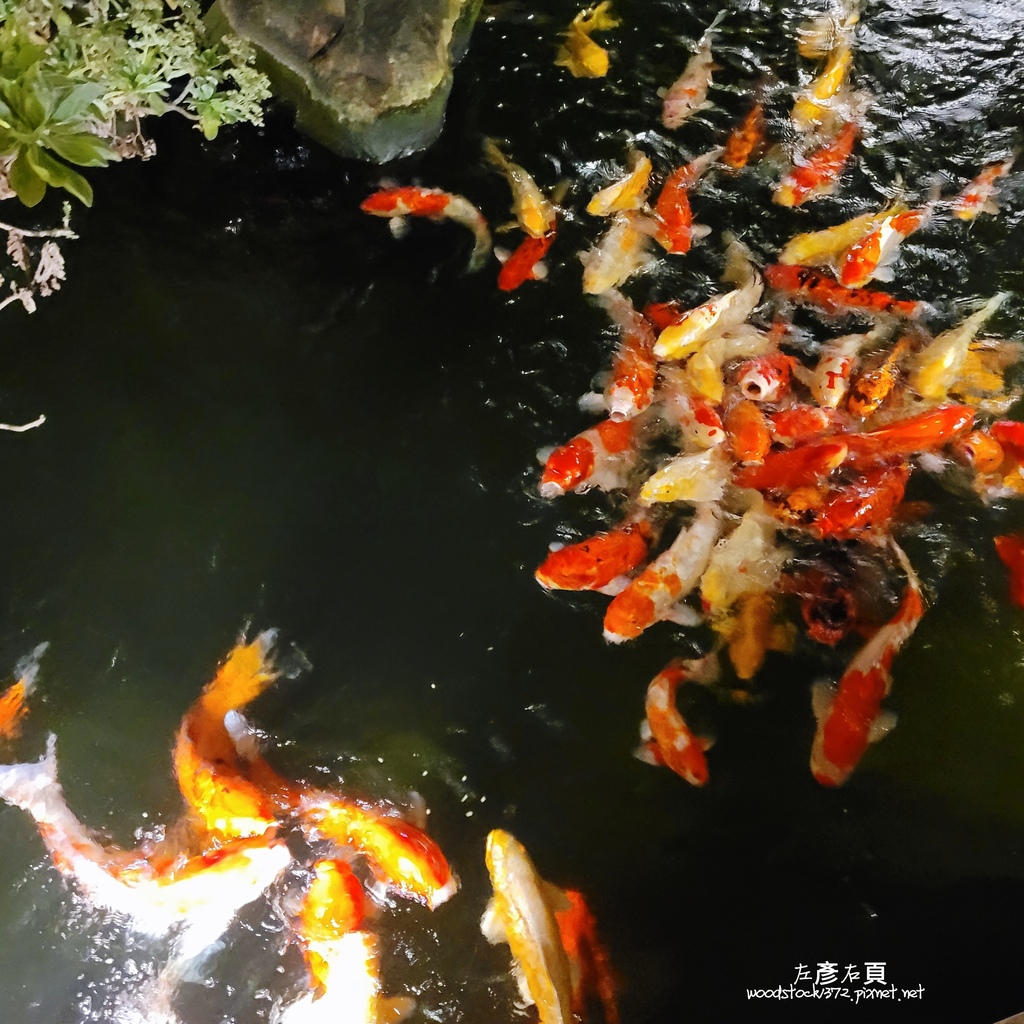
[0,732,60,814]
[14,641,49,697]
[703,10,727,36]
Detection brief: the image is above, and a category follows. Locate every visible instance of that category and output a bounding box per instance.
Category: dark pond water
[0,0,1023,1022]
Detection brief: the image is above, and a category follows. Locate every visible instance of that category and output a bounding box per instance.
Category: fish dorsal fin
[868,710,898,744]
[811,680,835,724]
[378,995,416,1024]
[542,880,573,914]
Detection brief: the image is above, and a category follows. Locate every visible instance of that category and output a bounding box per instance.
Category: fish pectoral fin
[541,880,573,914]
[638,718,653,743]
[379,995,417,1024]
[595,575,631,597]
[663,603,703,627]
[811,680,835,724]
[480,898,507,944]
[982,200,1000,215]
[698,734,715,752]
[533,260,549,280]
[388,216,408,239]
[868,710,898,744]
[633,739,663,765]
[691,223,713,241]
[494,247,511,264]
[872,265,895,283]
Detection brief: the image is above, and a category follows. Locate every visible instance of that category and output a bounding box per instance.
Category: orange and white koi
[725,399,772,463]
[173,633,281,844]
[481,829,576,1024]
[721,102,767,170]
[773,121,859,207]
[0,642,47,741]
[484,139,558,238]
[587,150,652,216]
[777,207,898,269]
[736,352,796,403]
[764,263,927,320]
[535,519,652,593]
[638,446,732,506]
[838,206,931,288]
[810,544,924,786]
[635,653,719,785]
[538,417,638,497]
[580,211,656,294]
[497,229,557,291]
[360,186,492,271]
[952,156,1015,220]
[909,292,1009,400]
[659,369,727,447]
[601,288,658,420]
[660,13,725,130]
[995,534,1024,609]
[0,734,291,953]
[603,504,721,642]
[653,147,721,254]
[556,1,621,79]
[279,858,414,1024]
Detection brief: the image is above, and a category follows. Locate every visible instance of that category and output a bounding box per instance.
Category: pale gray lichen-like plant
[0,0,271,206]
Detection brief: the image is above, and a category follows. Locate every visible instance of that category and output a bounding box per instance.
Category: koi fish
[810,545,924,786]
[0,642,47,741]
[714,591,795,680]
[725,399,772,463]
[952,156,1015,220]
[954,428,1004,474]
[653,147,721,254]
[687,324,772,404]
[660,13,725,130]
[556,1,621,78]
[838,206,931,288]
[497,229,557,291]
[774,121,859,207]
[995,534,1024,609]
[764,263,927,320]
[634,653,719,784]
[735,352,796,403]
[787,565,858,646]
[279,858,414,1024]
[173,633,281,844]
[535,520,652,593]
[841,405,973,460]
[796,0,859,59]
[601,288,658,419]
[538,417,638,497]
[638,447,732,506]
[0,734,291,957]
[949,338,1024,414]
[909,292,1009,401]
[603,504,721,642]
[813,462,911,538]
[734,440,849,491]
[481,829,576,1024]
[791,42,854,132]
[360,186,492,271]
[769,404,835,444]
[721,102,766,170]
[807,332,871,408]
[846,334,913,418]
[777,207,898,268]
[580,211,656,294]
[554,889,620,1024]
[484,139,558,238]
[587,150,652,216]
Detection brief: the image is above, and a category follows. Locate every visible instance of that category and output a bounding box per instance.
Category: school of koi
[361,0,1022,794]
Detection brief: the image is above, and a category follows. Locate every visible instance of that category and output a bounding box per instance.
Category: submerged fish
[774,121,859,207]
[660,13,724,130]
[580,211,657,294]
[587,150,652,217]
[653,147,721,254]
[360,186,492,271]
[484,139,558,238]
[0,642,47,741]
[497,229,557,291]
[952,156,1015,220]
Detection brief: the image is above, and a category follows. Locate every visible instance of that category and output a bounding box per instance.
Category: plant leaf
[46,130,117,168]
[26,146,93,207]
[8,149,46,208]
[52,83,105,124]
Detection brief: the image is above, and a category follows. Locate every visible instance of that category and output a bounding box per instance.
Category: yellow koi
[556,1,620,78]
[586,150,652,216]
[484,139,557,238]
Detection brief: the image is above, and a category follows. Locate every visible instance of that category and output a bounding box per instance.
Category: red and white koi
[736,352,796,403]
[538,417,639,497]
[660,13,725,130]
[807,332,873,408]
[360,186,492,271]
[601,288,658,420]
[810,543,924,786]
[635,653,720,785]
[838,205,931,288]
[497,230,557,291]
[952,156,1015,221]
[774,120,859,207]
[603,504,721,642]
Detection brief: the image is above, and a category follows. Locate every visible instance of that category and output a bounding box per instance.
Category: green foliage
[0,0,271,206]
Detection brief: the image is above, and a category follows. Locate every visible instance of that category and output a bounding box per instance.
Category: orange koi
[765,263,927,319]
[721,102,766,170]
[841,404,974,460]
[601,288,658,420]
[953,428,1004,474]
[769,405,835,444]
[539,417,638,498]
[725,399,772,463]
[810,548,924,786]
[603,504,720,643]
[634,653,719,785]
[814,462,911,538]
[642,300,687,332]
[535,521,652,592]
[995,534,1024,608]
[734,440,848,491]
[653,147,721,254]
[952,156,1015,220]
[846,334,913,417]
[838,206,930,288]
[554,890,620,1024]
[498,229,556,291]
[0,643,46,741]
[774,121,859,207]
[989,421,1024,462]
[360,186,491,271]
[715,591,795,680]
[735,352,796,402]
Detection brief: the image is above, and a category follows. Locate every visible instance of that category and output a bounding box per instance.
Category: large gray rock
[211,0,481,162]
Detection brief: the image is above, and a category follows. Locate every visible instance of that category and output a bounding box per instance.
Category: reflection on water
[0,0,1022,1021]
